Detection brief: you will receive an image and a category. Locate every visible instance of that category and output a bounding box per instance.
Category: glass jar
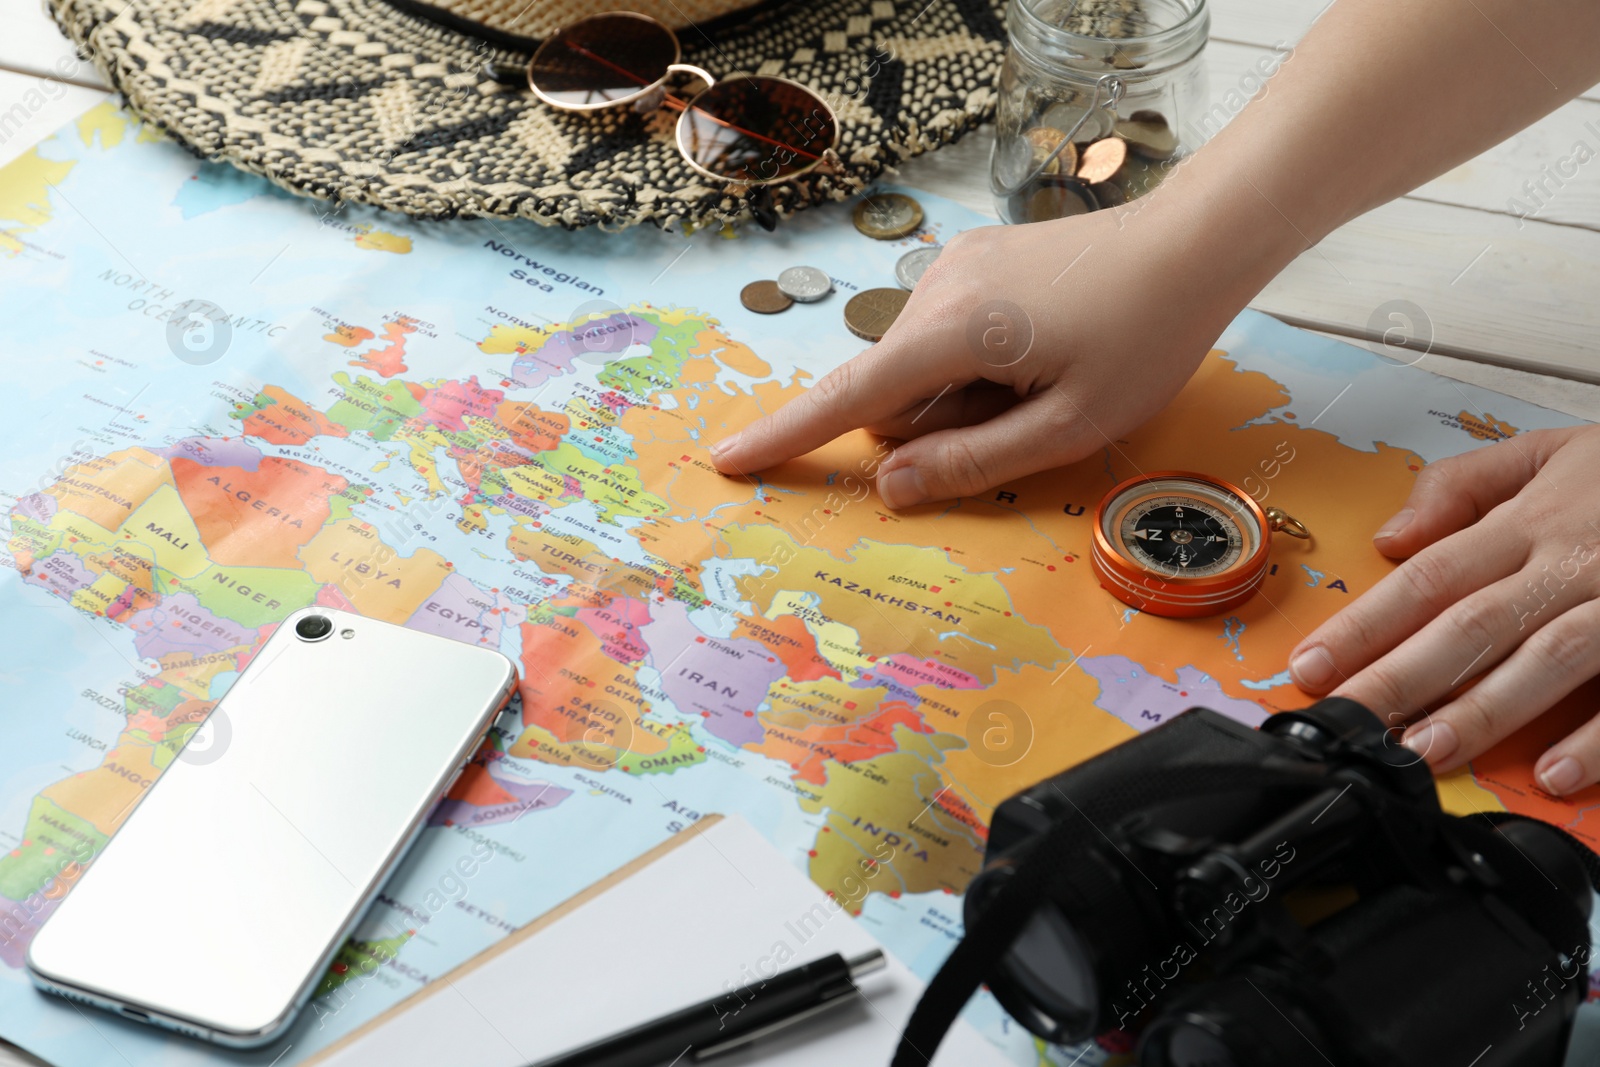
[991,0,1210,224]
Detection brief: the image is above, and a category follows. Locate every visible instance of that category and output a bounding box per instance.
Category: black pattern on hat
[49,0,1008,230]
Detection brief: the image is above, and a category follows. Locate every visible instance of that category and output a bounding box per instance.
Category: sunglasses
[497,12,840,187]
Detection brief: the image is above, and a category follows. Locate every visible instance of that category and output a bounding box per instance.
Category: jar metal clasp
[993,72,1125,198]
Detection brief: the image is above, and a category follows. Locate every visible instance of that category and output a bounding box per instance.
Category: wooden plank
[1204,40,1600,231]
[1304,327,1600,423]
[1206,0,1600,102]
[0,68,106,169]
[0,0,108,89]
[897,136,1600,380]
[1257,195,1600,381]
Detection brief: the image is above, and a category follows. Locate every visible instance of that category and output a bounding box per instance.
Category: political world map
[2,102,1598,1067]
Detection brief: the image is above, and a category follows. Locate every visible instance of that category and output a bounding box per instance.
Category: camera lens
[1005,906,1098,1026]
[295,615,334,642]
[968,864,1100,1043]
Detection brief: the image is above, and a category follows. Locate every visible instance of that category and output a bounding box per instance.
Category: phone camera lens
[295,615,334,642]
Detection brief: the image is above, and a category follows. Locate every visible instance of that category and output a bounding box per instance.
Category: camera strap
[889,766,1600,1067]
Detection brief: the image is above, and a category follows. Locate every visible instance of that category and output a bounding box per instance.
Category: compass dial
[1119,497,1243,578]
[1091,472,1298,618]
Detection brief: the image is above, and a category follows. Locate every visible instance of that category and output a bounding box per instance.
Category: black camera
[895,700,1598,1067]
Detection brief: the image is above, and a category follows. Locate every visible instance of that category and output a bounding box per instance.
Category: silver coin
[776,265,833,303]
[895,246,944,290]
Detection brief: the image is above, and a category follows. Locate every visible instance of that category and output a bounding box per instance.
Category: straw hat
[49,0,1007,229]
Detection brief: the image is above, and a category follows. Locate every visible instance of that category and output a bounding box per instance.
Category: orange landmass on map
[735,613,839,682]
[241,385,350,446]
[696,328,770,378]
[347,318,416,379]
[1456,410,1518,442]
[615,343,1535,860]
[171,456,346,568]
[44,447,173,531]
[513,614,667,769]
[762,700,930,786]
[323,324,375,349]
[299,517,451,620]
[40,742,163,837]
[447,761,518,808]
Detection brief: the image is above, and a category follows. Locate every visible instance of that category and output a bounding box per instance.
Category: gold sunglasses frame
[523,12,842,187]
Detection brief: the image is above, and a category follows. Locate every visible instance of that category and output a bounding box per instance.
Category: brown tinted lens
[530,14,677,107]
[677,77,836,183]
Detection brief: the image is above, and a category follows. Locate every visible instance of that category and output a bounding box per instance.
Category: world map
[2,102,1598,1067]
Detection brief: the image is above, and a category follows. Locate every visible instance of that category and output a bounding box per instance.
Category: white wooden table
[0,0,1597,1062]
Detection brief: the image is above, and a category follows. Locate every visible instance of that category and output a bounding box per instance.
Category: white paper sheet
[311,816,1008,1067]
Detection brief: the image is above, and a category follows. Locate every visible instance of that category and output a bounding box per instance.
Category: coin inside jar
[895,246,943,290]
[1088,180,1126,209]
[1115,111,1179,160]
[843,288,910,341]
[1015,177,1098,223]
[1043,101,1113,143]
[1109,152,1167,200]
[740,280,793,315]
[1076,136,1128,184]
[1024,126,1078,177]
[776,265,833,303]
[853,193,924,240]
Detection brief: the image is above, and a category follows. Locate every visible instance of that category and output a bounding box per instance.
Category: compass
[1090,471,1310,618]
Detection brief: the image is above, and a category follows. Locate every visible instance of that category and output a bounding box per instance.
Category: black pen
[527,949,887,1067]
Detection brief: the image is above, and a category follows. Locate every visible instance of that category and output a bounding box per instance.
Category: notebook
[306,815,1010,1067]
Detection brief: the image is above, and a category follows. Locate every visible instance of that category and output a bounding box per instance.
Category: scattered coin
[1076,136,1128,184]
[843,287,910,342]
[895,246,944,290]
[777,265,833,303]
[853,193,924,240]
[740,280,793,315]
[1024,126,1077,177]
[1116,112,1178,160]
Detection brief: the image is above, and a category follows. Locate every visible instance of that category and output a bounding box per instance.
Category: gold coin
[843,287,910,342]
[740,280,793,315]
[1023,126,1077,177]
[853,193,924,240]
[1116,113,1179,161]
[1076,136,1128,184]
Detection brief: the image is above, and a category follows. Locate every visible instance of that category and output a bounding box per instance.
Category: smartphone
[27,607,518,1047]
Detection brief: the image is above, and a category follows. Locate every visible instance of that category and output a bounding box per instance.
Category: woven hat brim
[48,0,1008,230]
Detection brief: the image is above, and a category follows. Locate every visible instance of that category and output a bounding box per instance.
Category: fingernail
[708,432,741,461]
[1289,646,1336,690]
[878,466,927,510]
[1373,507,1414,541]
[1401,720,1457,766]
[1539,756,1584,796]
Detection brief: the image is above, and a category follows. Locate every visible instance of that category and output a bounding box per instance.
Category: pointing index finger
[709,333,971,475]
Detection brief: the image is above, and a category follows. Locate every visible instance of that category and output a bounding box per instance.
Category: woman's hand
[1288,425,1600,794]
[709,202,1283,507]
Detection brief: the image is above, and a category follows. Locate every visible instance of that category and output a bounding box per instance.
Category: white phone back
[26,607,517,1046]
